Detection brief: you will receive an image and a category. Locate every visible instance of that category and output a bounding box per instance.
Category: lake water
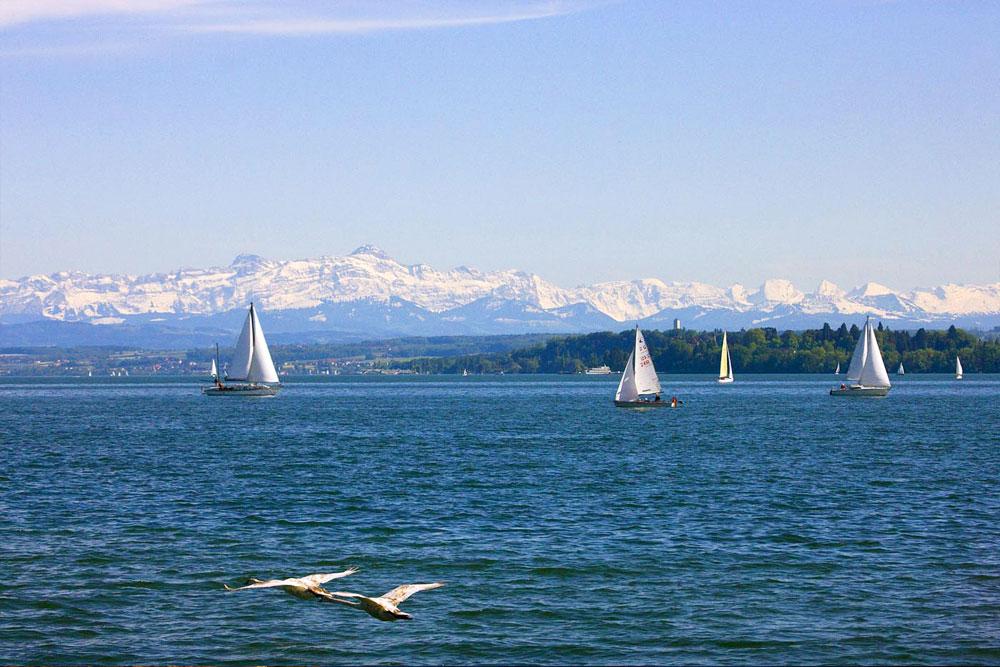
[2,375,998,665]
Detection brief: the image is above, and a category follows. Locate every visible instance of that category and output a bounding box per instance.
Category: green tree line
[397,324,1000,374]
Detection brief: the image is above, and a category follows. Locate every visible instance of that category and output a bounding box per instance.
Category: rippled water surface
[2,375,999,665]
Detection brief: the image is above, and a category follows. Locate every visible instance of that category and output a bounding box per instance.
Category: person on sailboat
[655,394,661,402]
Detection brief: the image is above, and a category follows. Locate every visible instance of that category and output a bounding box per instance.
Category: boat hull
[614,400,675,408]
[829,386,890,397]
[204,384,280,397]
[717,377,734,384]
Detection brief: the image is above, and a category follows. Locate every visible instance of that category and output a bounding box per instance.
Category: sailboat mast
[249,302,257,372]
[633,325,639,374]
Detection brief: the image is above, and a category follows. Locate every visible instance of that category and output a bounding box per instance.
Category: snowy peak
[815,280,845,299]
[349,244,393,260]
[230,253,269,271]
[849,282,895,299]
[752,279,804,305]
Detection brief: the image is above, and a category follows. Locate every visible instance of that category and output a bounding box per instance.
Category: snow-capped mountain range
[2,245,998,345]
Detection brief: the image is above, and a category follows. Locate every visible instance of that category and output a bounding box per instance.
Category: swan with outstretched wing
[224,568,358,600]
[321,582,445,621]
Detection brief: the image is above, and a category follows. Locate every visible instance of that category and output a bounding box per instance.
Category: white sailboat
[830,317,891,396]
[615,326,670,407]
[204,303,280,396]
[955,356,963,380]
[834,362,840,375]
[717,331,734,384]
[897,362,905,375]
[210,357,218,380]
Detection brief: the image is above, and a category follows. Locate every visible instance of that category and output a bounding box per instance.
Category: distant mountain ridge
[2,245,998,346]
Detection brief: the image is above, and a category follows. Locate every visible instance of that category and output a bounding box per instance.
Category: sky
[1,0,998,291]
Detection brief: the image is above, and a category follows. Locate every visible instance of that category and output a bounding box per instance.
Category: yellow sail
[718,332,733,382]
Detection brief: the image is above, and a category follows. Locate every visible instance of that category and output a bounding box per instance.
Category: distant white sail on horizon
[718,331,734,382]
[956,356,963,379]
[897,361,904,375]
[835,362,840,375]
[226,303,279,385]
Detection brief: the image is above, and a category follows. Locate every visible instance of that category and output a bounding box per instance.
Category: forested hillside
[399,324,999,374]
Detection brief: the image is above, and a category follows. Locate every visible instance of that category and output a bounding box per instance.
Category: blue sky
[1,0,998,290]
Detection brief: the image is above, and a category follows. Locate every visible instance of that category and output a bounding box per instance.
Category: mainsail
[227,303,280,384]
[956,356,963,378]
[719,332,733,381]
[897,362,905,375]
[210,358,218,379]
[633,327,661,395]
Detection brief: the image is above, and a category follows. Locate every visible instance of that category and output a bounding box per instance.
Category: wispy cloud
[1,1,590,34]
[186,5,578,36]
[0,0,201,29]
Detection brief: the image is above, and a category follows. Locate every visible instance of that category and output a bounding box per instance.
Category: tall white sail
[633,327,661,395]
[897,362,904,375]
[615,351,639,402]
[227,309,255,380]
[857,320,891,388]
[845,320,869,383]
[246,305,280,384]
[719,332,733,381]
[210,358,218,379]
[835,362,840,375]
[956,356,963,379]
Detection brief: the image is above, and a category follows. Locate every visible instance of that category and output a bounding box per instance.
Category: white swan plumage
[323,582,445,621]
[224,568,358,600]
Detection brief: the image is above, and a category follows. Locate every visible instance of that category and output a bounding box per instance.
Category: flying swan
[224,568,358,600]
[322,582,445,621]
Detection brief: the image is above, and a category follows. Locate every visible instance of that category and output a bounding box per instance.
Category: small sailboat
[834,362,840,375]
[204,303,280,396]
[717,331,734,384]
[956,356,963,380]
[897,361,905,375]
[208,343,220,383]
[615,326,670,407]
[462,368,469,377]
[830,316,891,397]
